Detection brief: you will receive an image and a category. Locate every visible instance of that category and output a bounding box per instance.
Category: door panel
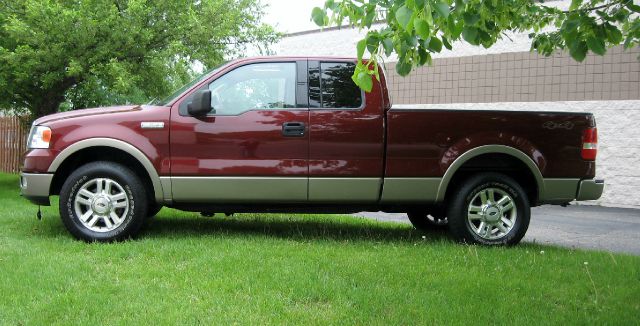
[170,110,309,176]
[169,61,309,203]
[308,60,385,202]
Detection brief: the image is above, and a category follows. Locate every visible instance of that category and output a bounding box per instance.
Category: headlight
[27,125,52,149]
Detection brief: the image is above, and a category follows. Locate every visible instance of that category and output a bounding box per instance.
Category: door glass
[320,62,363,109]
[208,62,296,115]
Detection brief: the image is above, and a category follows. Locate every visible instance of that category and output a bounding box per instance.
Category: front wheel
[447,173,530,246]
[59,161,149,242]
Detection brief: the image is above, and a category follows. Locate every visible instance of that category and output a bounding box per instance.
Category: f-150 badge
[542,121,574,130]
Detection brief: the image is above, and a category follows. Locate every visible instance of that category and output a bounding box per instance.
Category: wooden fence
[0,116,28,173]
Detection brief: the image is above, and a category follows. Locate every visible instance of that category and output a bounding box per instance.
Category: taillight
[581,127,598,160]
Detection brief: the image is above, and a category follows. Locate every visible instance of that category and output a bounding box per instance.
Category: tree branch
[562,0,626,14]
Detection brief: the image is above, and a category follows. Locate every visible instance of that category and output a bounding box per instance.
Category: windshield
[152,62,227,106]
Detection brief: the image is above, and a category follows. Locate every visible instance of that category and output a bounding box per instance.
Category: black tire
[139,203,162,231]
[59,161,149,242]
[447,172,530,246]
[406,208,448,231]
[147,203,163,217]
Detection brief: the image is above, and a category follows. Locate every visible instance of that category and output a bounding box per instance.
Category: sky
[261,0,326,34]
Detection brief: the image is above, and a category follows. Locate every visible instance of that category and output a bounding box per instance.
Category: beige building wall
[385,46,640,105]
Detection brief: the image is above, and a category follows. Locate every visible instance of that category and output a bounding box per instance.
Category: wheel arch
[48,138,165,203]
[436,145,544,204]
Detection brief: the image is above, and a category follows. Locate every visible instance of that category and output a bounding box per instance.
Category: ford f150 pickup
[20,56,604,245]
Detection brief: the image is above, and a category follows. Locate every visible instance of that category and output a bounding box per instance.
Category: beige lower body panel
[308,177,381,202]
[380,177,441,203]
[577,179,604,201]
[170,177,307,203]
[160,177,173,204]
[540,178,580,203]
[166,176,587,205]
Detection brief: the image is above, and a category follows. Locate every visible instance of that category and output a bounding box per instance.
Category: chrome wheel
[74,178,130,233]
[467,187,517,240]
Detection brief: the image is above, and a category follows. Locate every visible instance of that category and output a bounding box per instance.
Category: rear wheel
[59,161,148,242]
[447,173,530,245]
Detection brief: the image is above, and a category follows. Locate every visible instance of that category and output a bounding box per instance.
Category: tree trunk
[27,77,76,123]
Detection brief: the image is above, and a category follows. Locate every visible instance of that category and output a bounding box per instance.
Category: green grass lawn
[0,173,638,324]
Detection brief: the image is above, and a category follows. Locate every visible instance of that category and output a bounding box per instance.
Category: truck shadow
[142,215,452,244]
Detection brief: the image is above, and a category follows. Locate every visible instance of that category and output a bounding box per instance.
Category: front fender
[48,138,166,203]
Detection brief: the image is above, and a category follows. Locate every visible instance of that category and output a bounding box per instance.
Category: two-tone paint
[20,56,604,210]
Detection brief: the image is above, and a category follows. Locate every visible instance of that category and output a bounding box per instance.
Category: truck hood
[33,105,150,125]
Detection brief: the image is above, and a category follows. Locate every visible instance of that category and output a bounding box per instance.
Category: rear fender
[436,136,545,202]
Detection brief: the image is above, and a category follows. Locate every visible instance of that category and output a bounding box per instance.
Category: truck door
[169,60,309,203]
[307,60,385,203]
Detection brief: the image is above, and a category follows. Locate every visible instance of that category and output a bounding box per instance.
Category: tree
[0,0,278,119]
[311,0,640,91]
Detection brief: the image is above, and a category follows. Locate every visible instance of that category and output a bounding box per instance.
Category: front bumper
[576,179,605,201]
[20,173,53,206]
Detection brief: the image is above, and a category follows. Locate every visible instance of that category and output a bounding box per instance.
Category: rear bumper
[19,173,53,206]
[576,179,605,201]
[540,178,604,204]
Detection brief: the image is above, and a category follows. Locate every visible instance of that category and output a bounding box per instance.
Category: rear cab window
[309,61,363,109]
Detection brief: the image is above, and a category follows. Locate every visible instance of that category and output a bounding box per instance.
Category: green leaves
[417,47,430,65]
[395,59,412,76]
[354,71,373,92]
[462,27,479,45]
[463,12,481,26]
[442,36,452,50]
[569,40,588,62]
[382,37,394,56]
[427,37,442,52]
[414,18,430,38]
[396,5,413,30]
[357,39,366,61]
[311,7,328,26]
[586,36,606,55]
[434,2,450,19]
[605,24,623,44]
[569,0,582,11]
[352,60,375,92]
[628,2,640,13]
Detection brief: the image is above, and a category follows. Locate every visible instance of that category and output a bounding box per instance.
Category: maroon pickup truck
[20,56,604,245]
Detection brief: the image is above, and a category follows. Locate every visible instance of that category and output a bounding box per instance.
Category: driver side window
[208,62,296,115]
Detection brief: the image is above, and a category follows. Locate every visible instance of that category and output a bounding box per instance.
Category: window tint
[207,62,296,115]
[308,65,321,108]
[320,62,362,109]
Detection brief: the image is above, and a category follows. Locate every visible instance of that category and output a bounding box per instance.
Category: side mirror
[187,90,212,116]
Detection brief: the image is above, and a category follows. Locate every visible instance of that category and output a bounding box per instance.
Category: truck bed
[385,106,595,179]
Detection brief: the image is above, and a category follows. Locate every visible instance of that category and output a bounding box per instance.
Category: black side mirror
[187,90,212,116]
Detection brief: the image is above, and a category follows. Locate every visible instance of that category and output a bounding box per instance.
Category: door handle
[282,122,305,137]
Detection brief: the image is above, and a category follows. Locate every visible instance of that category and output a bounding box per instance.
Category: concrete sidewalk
[353,205,640,255]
